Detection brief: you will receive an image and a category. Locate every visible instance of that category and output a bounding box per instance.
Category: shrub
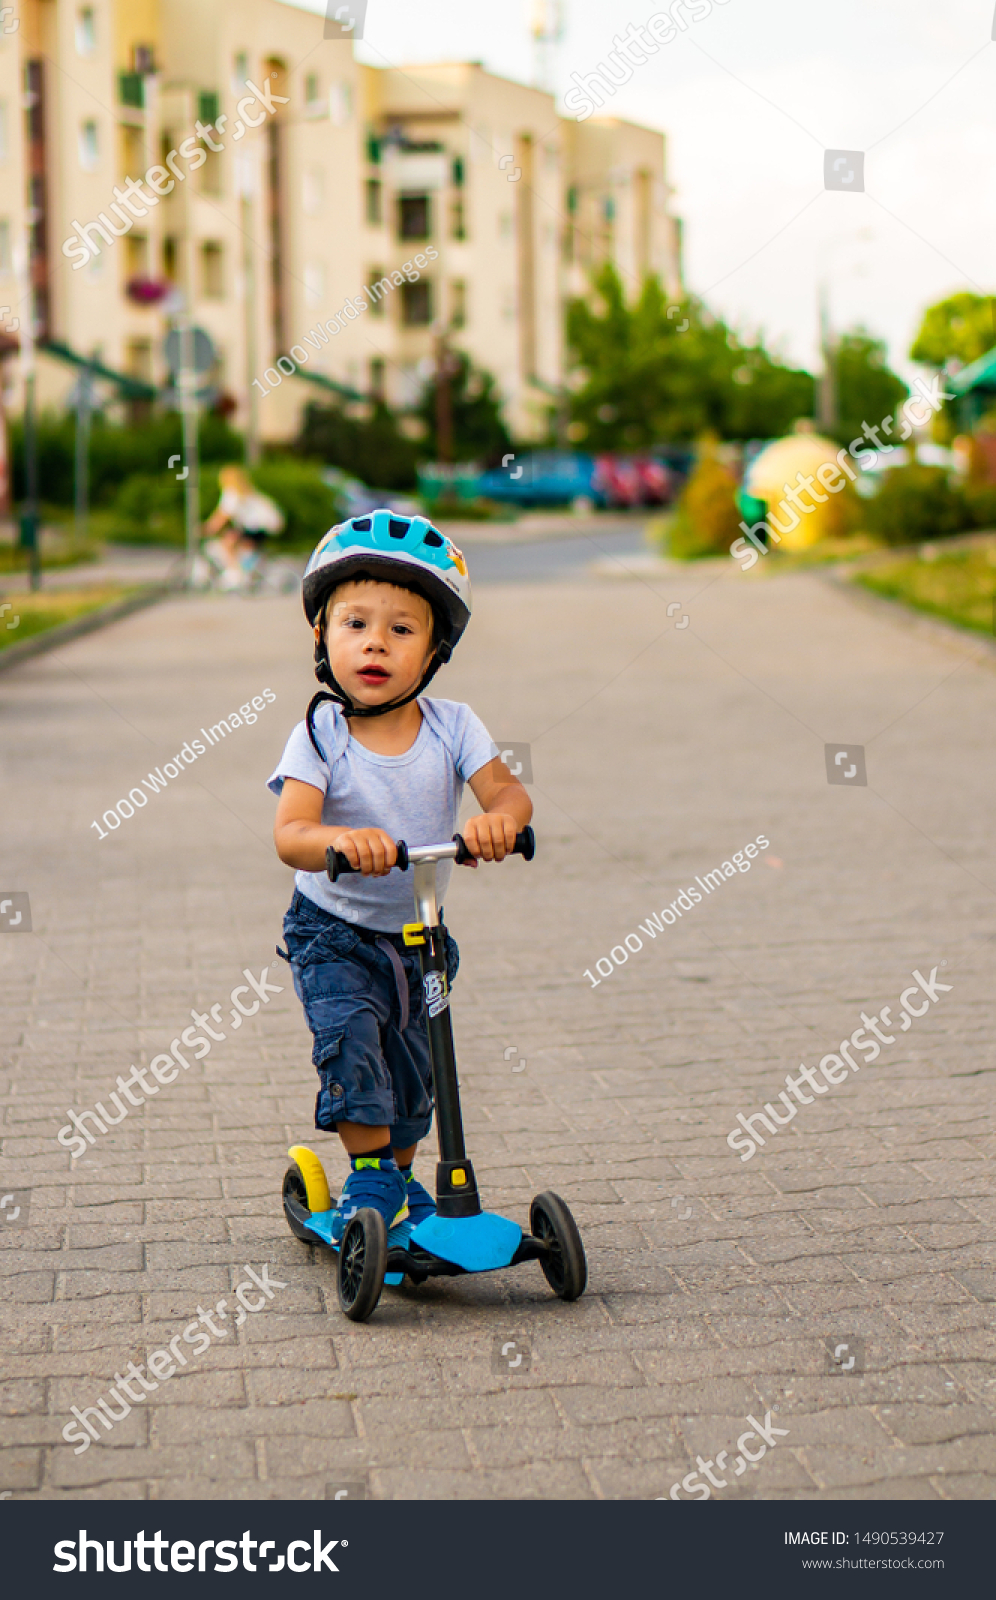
[861,464,970,546]
[9,412,243,508]
[668,441,741,558]
[105,458,340,548]
[962,481,996,530]
[251,458,339,546]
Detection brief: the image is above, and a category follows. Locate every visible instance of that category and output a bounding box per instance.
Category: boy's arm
[463,757,533,863]
[273,778,397,876]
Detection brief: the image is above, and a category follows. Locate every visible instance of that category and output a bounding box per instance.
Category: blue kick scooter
[281,828,587,1321]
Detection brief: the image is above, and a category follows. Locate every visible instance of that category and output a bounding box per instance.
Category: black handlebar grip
[325,845,355,882]
[451,826,536,865]
[326,840,410,882]
[514,825,536,861]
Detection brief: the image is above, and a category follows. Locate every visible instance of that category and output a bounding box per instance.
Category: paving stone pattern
[1,551,994,1500]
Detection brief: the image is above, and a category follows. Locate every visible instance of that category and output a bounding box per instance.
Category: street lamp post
[178,312,200,584]
[18,246,40,591]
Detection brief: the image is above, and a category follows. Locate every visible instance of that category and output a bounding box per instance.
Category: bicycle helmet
[301,509,472,743]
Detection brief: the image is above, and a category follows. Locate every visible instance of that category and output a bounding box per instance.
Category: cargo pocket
[314,1028,349,1130]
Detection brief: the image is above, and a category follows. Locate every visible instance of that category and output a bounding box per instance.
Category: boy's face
[319,579,435,708]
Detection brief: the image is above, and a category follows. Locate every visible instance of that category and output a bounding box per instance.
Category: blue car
[474,451,600,507]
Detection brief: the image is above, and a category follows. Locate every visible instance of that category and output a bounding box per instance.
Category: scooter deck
[295,1201,549,1284]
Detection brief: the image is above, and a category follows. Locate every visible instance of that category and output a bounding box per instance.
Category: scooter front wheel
[530,1192,588,1302]
[337,1208,388,1321]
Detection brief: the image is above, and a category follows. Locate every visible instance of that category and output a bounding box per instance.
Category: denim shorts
[279,890,459,1148]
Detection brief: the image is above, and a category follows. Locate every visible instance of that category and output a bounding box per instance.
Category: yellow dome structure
[744,429,850,549]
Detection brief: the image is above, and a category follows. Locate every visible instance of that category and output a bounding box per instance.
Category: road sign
[164,326,215,376]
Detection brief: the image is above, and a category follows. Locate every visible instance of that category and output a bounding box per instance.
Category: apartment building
[0,0,682,442]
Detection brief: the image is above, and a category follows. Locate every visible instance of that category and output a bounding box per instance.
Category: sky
[290,0,996,384]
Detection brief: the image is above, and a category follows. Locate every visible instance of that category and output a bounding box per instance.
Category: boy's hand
[461,812,518,864]
[330,828,397,877]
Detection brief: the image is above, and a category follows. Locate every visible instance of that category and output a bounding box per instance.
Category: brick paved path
[1,548,994,1500]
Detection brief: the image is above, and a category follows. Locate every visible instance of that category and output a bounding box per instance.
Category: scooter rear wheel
[338,1208,388,1321]
[282,1164,314,1244]
[530,1192,587,1301]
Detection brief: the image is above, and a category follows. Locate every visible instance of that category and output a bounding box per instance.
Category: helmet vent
[422,529,444,547]
[351,517,372,532]
[388,518,410,538]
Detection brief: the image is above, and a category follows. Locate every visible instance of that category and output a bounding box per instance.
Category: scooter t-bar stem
[325,826,535,883]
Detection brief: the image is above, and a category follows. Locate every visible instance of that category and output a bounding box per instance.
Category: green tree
[416,352,511,464]
[295,400,421,490]
[564,264,814,447]
[833,331,908,446]
[909,292,996,368]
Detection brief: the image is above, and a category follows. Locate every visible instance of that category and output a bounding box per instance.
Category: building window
[127,338,152,381]
[450,199,466,241]
[78,120,99,170]
[450,280,466,329]
[452,155,465,187]
[329,83,352,127]
[232,52,248,94]
[367,267,387,316]
[365,178,382,225]
[0,219,11,275]
[198,91,220,126]
[133,45,156,75]
[163,236,177,282]
[305,73,320,107]
[201,240,224,298]
[199,135,222,196]
[76,7,96,56]
[304,263,325,308]
[120,124,143,180]
[398,194,430,241]
[303,167,323,216]
[370,358,385,400]
[125,234,148,278]
[401,279,433,326]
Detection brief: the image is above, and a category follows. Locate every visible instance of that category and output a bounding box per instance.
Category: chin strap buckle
[403,922,426,947]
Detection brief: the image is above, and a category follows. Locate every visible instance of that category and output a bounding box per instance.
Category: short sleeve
[266,720,332,798]
[421,697,497,781]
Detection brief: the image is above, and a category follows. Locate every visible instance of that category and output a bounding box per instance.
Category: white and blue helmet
[303,509,472,650]
[302,508,472,724]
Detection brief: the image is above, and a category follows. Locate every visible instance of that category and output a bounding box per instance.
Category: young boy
[268,511,531,1245]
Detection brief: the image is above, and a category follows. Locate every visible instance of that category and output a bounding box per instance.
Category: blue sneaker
[330,1160,409,1249]
[401,1169,437,1228]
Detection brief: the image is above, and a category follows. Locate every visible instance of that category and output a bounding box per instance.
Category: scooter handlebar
[325,826,535,883]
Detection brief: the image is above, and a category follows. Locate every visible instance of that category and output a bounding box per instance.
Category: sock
[398,1164,413,1182]
[351,1143,395,1171]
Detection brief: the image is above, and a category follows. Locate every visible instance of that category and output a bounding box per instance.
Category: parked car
[474,451,599,507]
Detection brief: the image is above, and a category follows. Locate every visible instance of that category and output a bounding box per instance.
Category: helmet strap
[306,639,452,751]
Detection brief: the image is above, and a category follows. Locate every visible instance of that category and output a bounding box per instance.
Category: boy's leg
[338,1122,393,1155]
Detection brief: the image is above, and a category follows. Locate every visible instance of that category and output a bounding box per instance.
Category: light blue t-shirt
[267,697,497,932]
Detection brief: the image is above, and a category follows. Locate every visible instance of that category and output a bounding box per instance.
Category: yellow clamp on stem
[287,1145,332,1214]
[403,922,426,946]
